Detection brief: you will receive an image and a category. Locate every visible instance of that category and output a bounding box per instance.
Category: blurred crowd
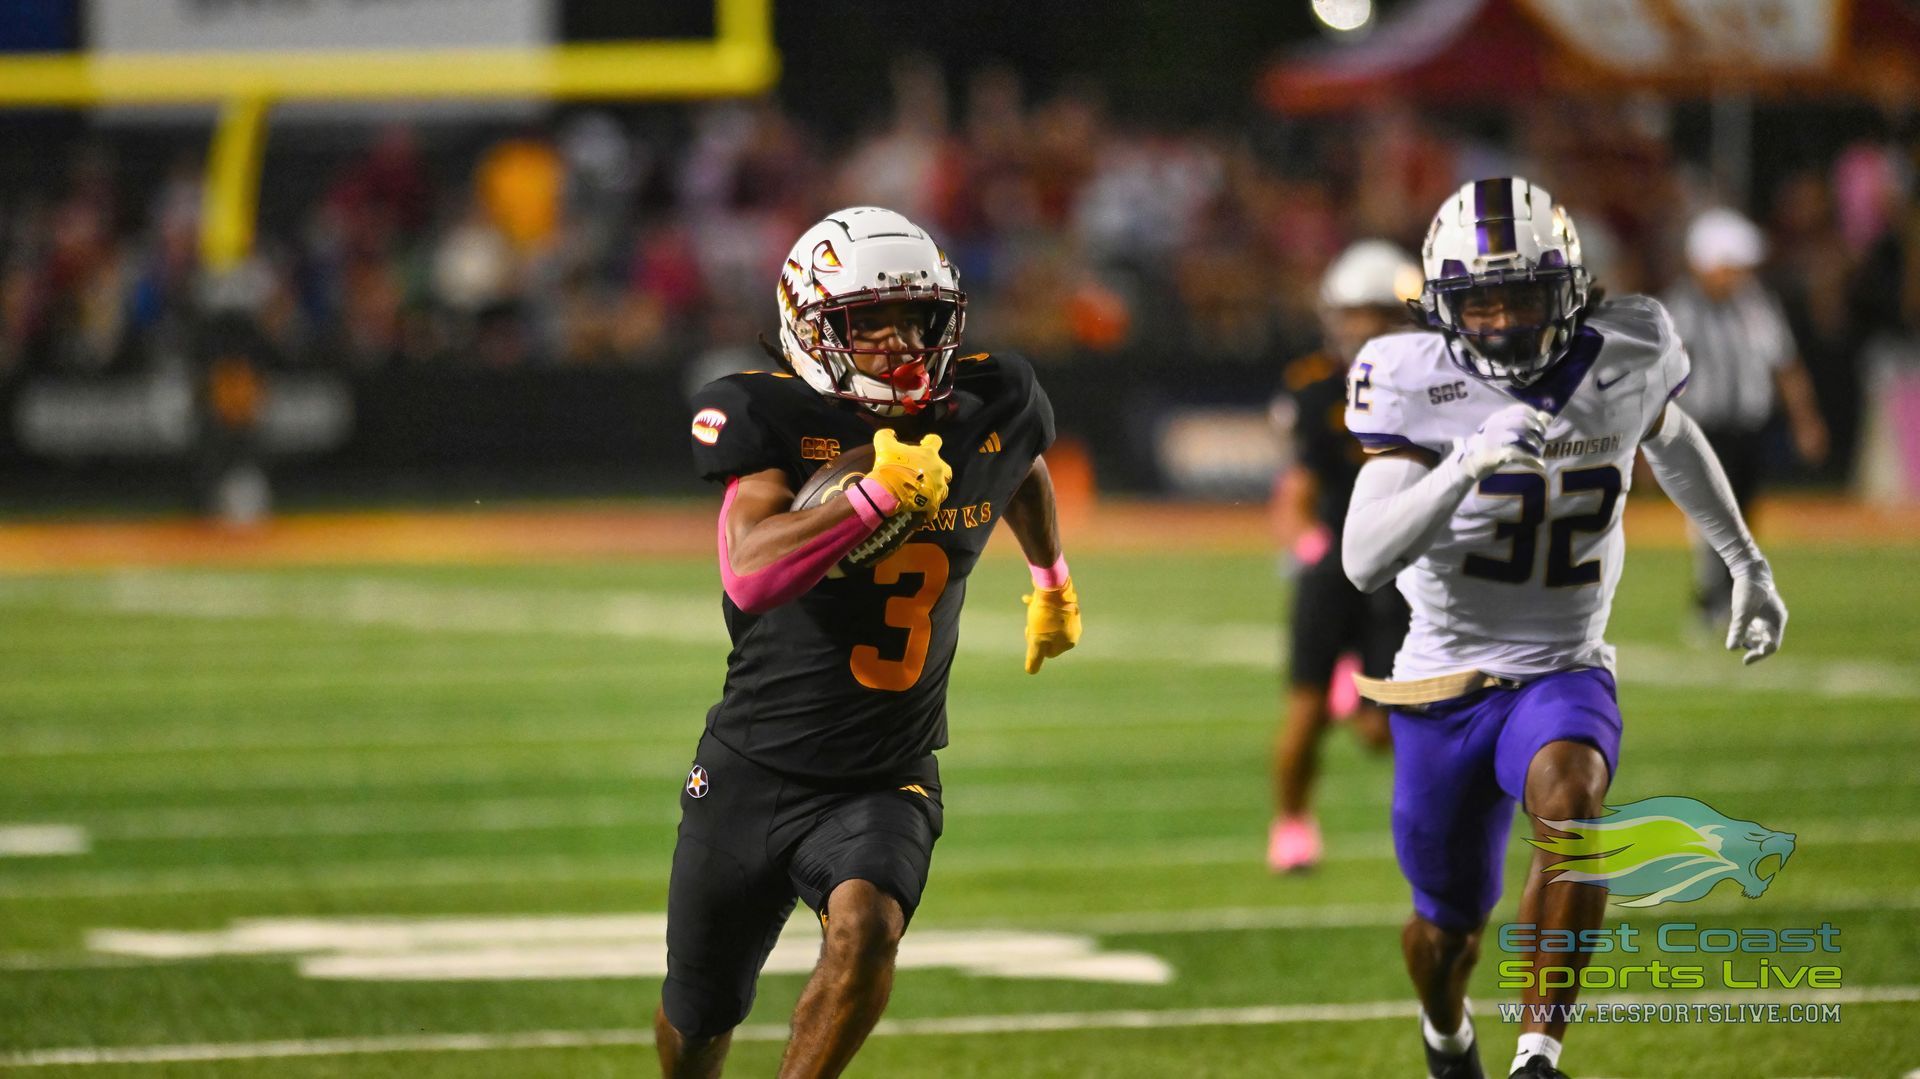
[1,62,1916,476]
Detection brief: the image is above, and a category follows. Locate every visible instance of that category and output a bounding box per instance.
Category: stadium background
[1,0,1918,1075]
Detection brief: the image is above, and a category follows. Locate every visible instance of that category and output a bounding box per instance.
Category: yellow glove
[868,429,952,515]
[1022,578,1081,674]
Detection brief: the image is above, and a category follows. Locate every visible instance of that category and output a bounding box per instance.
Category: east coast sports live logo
[1496,796,1843,992]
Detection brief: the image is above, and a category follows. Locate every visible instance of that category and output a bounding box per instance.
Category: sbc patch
[685,764,710,799]
[691,408,728,446]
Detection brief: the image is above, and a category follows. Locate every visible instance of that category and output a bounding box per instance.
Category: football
[790,443,922,568]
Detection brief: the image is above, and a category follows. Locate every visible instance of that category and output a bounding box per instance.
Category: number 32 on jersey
[1463,465,1621,586]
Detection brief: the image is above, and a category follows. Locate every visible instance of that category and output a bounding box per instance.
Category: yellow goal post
[0,0,780,272]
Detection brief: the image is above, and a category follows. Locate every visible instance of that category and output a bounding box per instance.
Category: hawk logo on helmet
[812,240,845,275]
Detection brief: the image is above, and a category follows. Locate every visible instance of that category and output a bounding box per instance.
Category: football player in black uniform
[658,207,1080,1079]
[1268,240,1421,872]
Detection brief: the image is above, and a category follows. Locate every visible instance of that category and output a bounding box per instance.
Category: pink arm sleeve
[717,477,899,614]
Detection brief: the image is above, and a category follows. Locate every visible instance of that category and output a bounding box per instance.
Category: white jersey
[1344,296,1691,680]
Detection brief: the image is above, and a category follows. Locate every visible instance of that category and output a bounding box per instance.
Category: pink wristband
[848,477,900,528]
[1029,555,1071,590]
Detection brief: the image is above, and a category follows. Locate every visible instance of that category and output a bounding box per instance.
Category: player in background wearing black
[1268,241,1422,872]
[657,207,1080,1079]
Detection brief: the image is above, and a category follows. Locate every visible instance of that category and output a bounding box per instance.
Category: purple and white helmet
[1416,177,1590,386]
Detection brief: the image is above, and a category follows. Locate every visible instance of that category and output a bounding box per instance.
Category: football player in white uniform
[1340,178,1788,1079]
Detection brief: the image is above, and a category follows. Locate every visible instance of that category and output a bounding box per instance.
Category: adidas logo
[978,432,1002,454]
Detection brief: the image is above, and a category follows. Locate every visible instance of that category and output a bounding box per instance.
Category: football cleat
[1267,816,1322,873]
[1509,1054,1568,1078]
[1425,1036,1486,1079]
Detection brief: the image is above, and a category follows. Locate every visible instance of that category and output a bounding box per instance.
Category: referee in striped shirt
[1662,208,1829,626]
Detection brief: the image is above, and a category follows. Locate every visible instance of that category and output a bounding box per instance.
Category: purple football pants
[1389,667,1622,931]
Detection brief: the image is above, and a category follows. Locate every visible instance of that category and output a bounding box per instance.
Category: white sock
[1511,1032,1563,1073]
[1421,1007,1473,1055]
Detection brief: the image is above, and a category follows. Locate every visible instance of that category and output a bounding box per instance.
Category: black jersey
[687,352,1054,780]
[1278,352,1368,535]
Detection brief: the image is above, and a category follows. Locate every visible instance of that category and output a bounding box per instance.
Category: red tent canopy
[1260,0,1554,115]
[1261,0,1920,115]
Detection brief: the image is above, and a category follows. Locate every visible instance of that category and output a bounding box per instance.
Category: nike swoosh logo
[1595,371,1628,391]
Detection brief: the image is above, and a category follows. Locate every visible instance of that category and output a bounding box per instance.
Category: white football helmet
[776,207,966,416]
[1416,176,1590,386]
[1319,239,1422,310]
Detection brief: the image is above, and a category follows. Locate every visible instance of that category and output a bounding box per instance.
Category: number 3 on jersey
[1463,465,1621,586]
[850,543,950,691]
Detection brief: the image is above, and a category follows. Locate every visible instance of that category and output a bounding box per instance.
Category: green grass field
[2,530,1917,1077]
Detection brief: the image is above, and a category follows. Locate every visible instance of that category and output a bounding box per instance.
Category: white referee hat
[1686,208,1767,273]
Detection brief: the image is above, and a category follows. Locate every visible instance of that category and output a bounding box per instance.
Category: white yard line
[2,813,1916,900]
[84,918,1173,986]
[0,857,626,901]
[9,726,1904,804]
[0,723,667,761]
[2,987,1915,1068]
[0,746,1905,848]
[83,797,664,842]
[0,708,1256,763]
[1058,888,1920,936]
[0,825,88,857]
[24,752,1896,842]
[0,953,170,972]
[3,573,1916,700]
[6,888,1917,974]
[12,711,1910,765]
[929,815,1920,875]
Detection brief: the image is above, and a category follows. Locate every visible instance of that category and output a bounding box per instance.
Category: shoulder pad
[1586,296,1680,365]
[713,368,810,395]
[953,349,1039,401]
[1588,294,1689,404]
[689,373,808,482]
[953,348,1026,378]
[1353,332,1447,384]
[952,350,1051,454]
[1344,333,1451,456]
